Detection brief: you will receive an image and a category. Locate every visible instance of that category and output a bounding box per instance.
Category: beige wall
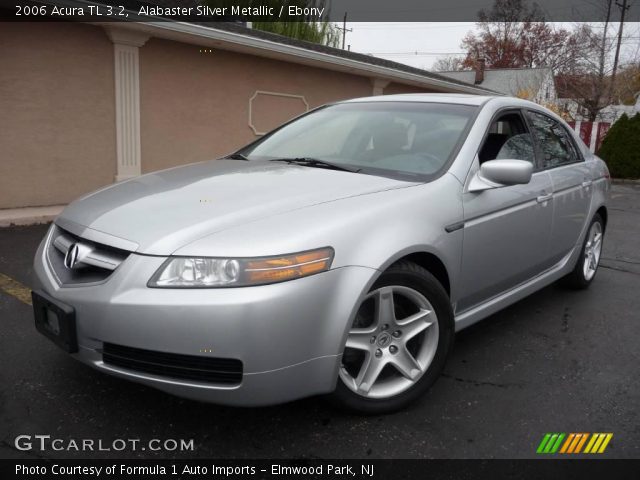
[139,38,373,173]
[0,23,116,209]
[384,82,438,95]
[0,24,451,209]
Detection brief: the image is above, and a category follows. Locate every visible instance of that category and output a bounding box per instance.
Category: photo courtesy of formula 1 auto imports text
[1,0,639,479]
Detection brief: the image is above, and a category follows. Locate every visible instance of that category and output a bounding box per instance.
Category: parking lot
[0,183,638,460]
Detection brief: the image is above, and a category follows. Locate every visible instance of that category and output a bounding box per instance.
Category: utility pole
[611,0,630,102]
[598,0,612,80]
[597,0,613,112]
[337,12,352,50]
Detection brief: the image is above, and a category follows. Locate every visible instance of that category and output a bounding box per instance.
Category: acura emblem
[377,332,392,348]
[63,243,80,269]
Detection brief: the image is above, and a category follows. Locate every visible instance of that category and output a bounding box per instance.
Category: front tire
[562,213,605,289]
[331,261,454,414]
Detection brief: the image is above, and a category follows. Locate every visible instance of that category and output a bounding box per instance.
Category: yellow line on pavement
[0,272,32,306]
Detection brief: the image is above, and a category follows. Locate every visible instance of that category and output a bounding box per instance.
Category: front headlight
[148,247,334,288]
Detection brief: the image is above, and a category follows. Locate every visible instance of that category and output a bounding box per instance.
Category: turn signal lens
[245,248,333,284]
[148,247,334,288]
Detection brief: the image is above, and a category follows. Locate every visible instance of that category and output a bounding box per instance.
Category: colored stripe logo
[537,433,613,454]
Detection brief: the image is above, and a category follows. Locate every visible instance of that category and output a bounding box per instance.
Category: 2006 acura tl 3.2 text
[33,94,609,413]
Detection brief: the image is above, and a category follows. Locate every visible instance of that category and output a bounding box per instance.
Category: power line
[353,23,475,29]
[364,51,466,56]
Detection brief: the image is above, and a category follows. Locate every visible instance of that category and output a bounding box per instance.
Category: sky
[342,22,640,71]
[343,22,479,70]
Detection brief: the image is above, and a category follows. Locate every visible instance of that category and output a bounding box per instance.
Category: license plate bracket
[32,290,78,353]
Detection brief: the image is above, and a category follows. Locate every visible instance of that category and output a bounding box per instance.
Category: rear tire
[330,261,454,414]
[562,213,605,289]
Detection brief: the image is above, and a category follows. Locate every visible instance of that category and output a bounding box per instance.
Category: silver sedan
[33,94,609,413]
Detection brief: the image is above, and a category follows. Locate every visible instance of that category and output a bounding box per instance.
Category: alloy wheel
[583,221,603,281]
[339,285,439,399]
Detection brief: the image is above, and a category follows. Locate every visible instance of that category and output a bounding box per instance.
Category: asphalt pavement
[0,184,638,460]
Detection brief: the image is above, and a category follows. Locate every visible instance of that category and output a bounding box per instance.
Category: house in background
[438,60,557,105]
[0,13,493,214]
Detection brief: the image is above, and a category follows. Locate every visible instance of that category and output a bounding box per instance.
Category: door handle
[582,180,593,188]
[537,193,552,204]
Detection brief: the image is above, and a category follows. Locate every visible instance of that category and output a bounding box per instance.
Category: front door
[457,110,554,312]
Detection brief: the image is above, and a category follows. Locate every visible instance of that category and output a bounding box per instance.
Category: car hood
[57,159,413,254]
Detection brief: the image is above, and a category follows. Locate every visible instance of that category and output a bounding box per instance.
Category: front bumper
[33,229,376,406]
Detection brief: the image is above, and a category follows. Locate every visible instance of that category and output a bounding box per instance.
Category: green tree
[206,0,340,47]
[251,21,339,47]
[598,113,640,179]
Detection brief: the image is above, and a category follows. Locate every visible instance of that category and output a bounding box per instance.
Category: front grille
[47,226,130,285]
[102,343,243,385]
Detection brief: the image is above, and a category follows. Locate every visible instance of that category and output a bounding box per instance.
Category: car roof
[335,92,578,143]
[340,93,498,106]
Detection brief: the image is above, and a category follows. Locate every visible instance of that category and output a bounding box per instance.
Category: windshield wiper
[269,157,361,173]
[224,153,249,160]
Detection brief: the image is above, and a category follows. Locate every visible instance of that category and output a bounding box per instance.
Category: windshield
[240,102,477,179]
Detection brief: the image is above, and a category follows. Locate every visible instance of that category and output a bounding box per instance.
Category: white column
[104,27,150,181]
[371,78,390,96]
[574,120,582,134]
[589,122,598,153]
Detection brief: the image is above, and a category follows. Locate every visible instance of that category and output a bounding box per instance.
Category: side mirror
[468,159,533,192]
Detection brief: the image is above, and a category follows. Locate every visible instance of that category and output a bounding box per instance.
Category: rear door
[458,110,554,312]
[525,111,592,264]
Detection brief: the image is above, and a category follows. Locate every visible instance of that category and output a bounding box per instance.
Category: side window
[478,112,535,165]
[526,111,580,169]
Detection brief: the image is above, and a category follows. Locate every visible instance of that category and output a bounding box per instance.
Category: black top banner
[1,0,639,22]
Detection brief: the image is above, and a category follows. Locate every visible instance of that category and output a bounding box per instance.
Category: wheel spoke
[391,347,423,380]
[345,328,375,351]
[356,354,387,393]
[584,253,591,277]
[397,309,432,340]
[593,233,602,251]
[375,287,396,327]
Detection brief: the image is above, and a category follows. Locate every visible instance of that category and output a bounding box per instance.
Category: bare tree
[432,55,466,72]
[459,0,583,71]
[612,63,640,105]
[459,0,638,122]
[556,0,637,122]
[205,0,340,47]
[555,23,613,121]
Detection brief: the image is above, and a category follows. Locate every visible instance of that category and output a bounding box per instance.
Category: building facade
[0,21,490,211]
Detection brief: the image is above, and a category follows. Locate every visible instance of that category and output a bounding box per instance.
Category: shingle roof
[438,68,552,96]
[33,0,499,94]
[36,0,498,94]
[203,22,497,94]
